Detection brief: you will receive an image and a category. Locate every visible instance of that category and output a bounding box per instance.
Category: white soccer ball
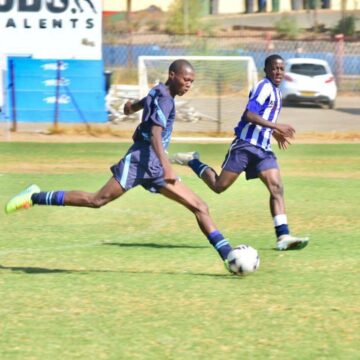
[227,245,260,275]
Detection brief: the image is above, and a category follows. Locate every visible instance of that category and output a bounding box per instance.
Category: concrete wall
[102,0,173,12]
[332,0,359,10]
[102,0,359,14]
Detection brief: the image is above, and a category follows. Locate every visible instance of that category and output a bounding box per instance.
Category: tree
[166,0,203,35]
[126,0,131,32]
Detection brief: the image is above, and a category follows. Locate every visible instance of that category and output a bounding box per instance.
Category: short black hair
[264,54,284,68]
[169,59,194,74]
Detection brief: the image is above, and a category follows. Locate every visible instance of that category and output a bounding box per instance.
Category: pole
[334,33,344,89]
[216,74,222,133]
[9,59,17,132]
[126,0,133,68]
[313,0,318,32]
[54,60,61,130]
[341,0,346,19]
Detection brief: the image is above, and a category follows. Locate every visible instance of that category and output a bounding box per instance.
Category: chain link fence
[102,32,359,133]
[103,32,360,93]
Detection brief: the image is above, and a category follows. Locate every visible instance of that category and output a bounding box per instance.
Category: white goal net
[138,55,258,134]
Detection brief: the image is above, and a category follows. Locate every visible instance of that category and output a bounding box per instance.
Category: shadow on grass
[257,247,308,252]
[0,265,74,274]
[0,264,239,279]
[102,242,207,249]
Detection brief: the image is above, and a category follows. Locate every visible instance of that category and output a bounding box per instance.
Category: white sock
[273,214,288,227]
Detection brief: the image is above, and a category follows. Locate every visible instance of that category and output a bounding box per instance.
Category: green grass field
[0,142,359,360]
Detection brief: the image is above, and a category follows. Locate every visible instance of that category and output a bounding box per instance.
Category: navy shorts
[111,142,166,193]
[222,138,279,180]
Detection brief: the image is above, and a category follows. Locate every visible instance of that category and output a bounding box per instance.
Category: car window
[289,63,327,76]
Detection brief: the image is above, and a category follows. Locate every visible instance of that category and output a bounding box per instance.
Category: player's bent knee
[194,200,209,216]
[270,182,284,198]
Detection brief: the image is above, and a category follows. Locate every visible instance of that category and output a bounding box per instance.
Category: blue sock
[207,230,232,260]
[275,224,289,238]
[188,159,209,178]
[31,191,65,206]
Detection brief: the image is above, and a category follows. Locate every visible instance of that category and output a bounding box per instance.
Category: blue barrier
[3,57,107,123]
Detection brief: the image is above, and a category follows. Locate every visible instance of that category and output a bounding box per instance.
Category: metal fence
[103,32,360,93]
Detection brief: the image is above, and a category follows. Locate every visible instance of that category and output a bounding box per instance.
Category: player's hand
[123,100,133,115]
[163,166,178,185]
[274,123,295,138]
[273,130,291,150]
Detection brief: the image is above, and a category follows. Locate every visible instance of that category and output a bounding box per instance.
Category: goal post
[138,56,258,133]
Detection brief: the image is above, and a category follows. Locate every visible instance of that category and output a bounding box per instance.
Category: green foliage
[275,15,301,40]
[0,142,359,359]
[165,0,203,35]
[332,15,356,36]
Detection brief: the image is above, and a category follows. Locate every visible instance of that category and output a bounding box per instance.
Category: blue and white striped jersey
[234,77,282,151]
[132,83,175,150]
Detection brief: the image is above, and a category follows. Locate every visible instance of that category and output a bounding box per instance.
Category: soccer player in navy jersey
[5,59,234,271]
[171,54,309,251]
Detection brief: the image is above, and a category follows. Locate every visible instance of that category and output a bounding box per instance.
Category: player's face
[265,58,285,86]
[169,66,195,97]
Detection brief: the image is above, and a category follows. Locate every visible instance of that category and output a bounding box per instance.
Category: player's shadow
[0,264,236,279]
[0,265,76,274]
[102,242,207,249]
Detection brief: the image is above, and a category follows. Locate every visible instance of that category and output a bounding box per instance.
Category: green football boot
[224,259,235,275]
[5,184,41,214]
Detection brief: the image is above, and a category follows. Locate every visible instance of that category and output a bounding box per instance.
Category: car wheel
[328,100,335,109]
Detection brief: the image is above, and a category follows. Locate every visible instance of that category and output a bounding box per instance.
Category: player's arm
[150,125,177,184]
[245,82,295,138]
[123,97,146,115]
[245,110,295,139]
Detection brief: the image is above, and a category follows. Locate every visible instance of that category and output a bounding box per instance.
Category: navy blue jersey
[132,83,175,150]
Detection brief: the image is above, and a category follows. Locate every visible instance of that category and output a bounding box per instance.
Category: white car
[280,58,337,109]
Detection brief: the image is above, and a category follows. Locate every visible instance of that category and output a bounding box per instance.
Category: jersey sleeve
[246,82,272,115]
[138,96,147,108]
[150,95,174,129]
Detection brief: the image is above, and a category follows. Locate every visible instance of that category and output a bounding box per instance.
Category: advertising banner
[0,0,102,59]
[6,57,107,123]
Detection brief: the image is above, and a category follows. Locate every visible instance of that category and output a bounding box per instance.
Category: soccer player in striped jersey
[5,59,234,271]
[171,54,309,251]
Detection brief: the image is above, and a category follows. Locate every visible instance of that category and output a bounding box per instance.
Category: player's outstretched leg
[5,178,124,214]
[159,180,234,274]
[171,151,240,196]
[5,184,41,214]
[170,151,212,180]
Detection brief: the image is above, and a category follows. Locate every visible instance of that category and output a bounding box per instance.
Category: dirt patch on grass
[1,127,359,144]
[294,132,360,143]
